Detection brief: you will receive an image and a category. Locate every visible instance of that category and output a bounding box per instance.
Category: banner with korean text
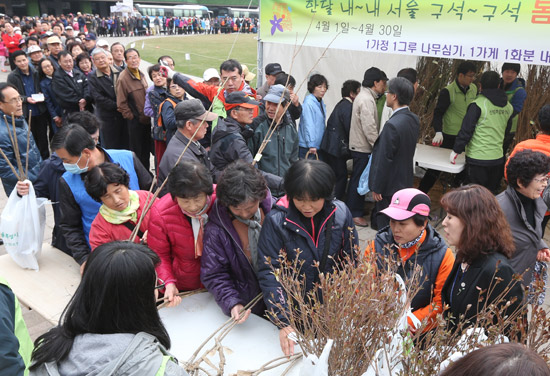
[260,0,550,65]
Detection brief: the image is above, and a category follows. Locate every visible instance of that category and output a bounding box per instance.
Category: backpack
[153,98,177,141]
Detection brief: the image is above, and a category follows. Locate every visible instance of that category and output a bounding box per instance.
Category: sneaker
[353,217,368,227]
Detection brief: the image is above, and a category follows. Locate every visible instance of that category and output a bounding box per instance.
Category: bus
[210,6,259,19]
[134,3,211,21]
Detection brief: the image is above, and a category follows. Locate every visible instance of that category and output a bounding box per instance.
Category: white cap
[26,45,43,55]
[97,39,109,48]
[203,68,220,82]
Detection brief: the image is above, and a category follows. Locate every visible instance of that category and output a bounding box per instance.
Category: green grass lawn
[132,33,259,87]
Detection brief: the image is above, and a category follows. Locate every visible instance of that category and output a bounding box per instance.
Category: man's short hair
[50,123,96,156]
[220,59,242,75]
[110,42,124,52]
[62,111,101,134]
[158,55,174,65]
[457,61,476,76]
[397,68,418,85]
[11,50,26,60]
[387,77,414,106]
[538,104,550,134]
[58,50,71,60]
[480,71,500,90]
[124,48,140,60]
[0,83,18,102]
[274,73,296,88]
[91,48,108,59]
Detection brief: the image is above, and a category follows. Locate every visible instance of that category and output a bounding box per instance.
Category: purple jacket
[201,192,273,317]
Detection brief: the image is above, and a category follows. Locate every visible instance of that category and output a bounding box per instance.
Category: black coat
[88,66,121,119]
[320,97,352,158]
[369,107,419,197]
[441,252,524,334]
[51,68,90,113]
[7,67,47,116]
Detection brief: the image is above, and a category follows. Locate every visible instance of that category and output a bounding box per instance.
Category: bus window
[196,11,203,18]
[183,9,190,17]
[174,9,182,17]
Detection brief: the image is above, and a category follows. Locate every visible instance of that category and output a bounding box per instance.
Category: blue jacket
[201,193,273,317]
[257,199,358,326]
[298,93,326,149]
[40,77,63,122]
[0,111,42,195]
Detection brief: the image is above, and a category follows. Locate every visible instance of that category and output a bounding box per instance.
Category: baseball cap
[97,39,109,48]
[380,188,431,221]
[65,26,73,30]
[13,26,21,33]
[26,45,42,55]
[242,65,256,82]
[203,68,220,82]
[265,63,283,76]
[84,32,97,41]
[264,84,290,103]
[224,91,260,110]
[18,38,26,46]
[47,36,62,45]
[174,99,218,122]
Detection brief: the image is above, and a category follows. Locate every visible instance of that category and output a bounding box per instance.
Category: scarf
[129,67,140,80]
[234,208,262,272]
[396,229,425,249]
[180,195,212,258]
[99,190,140,225]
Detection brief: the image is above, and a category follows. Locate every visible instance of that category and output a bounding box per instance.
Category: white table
[414,143,465,173]
[160,292,302,375]
[0,244,80,324]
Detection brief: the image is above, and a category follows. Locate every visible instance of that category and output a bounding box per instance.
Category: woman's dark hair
[307,74,329,93]
[284,159,335,201]
[538,104,550,134]
[50,123,96,155]
[66,41,84,55]
[341,79,361,98]
[441,184,515,263]
[217,160,267,207]
[30,242,170,369]
[440,343,550,376]
[85,162,130,202]
[38,58,55,80]
[148,63,163,81]
[167,161,213,200]
[506,149,550,189]
[274,73,296,88]
[75,52,91,70]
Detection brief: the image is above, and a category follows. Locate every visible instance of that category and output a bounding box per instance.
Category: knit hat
[380,188,431,221]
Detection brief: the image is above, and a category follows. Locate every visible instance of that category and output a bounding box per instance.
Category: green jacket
[0,277,33,376]
[443,81,478,135]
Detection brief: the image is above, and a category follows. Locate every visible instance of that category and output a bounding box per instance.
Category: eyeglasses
[2,96,23,105]
[533,176,549,184]
[155,278,165,290]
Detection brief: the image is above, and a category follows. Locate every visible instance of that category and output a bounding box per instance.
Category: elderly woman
[148,161,215,307]
[298,74,328,160]
[497,149,550,301]
[257,159,358,356]
[85,162,153,250]
[441,185,524,334]
[201,160,272,323]
[367,188,455,333]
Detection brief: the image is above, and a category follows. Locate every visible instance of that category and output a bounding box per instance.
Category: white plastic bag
[0,180,47,270]
[299,339,333,376]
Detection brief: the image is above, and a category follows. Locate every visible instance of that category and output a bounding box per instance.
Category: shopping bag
[357,156,373,195]
[0,180,47,270]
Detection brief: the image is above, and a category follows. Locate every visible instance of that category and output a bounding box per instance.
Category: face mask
[63,153,89,174]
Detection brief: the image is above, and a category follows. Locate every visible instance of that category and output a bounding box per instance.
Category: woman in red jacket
[147,161,215,307]
[2,22,22,70]
[85,162,153,250]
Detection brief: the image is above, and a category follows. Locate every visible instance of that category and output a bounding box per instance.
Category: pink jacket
[89,190,153,250]
[147,192,216,290]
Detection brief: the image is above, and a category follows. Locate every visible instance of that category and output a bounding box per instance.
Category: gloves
[432,132,444,146]
[450,151,458,164]
[159,65,175,79]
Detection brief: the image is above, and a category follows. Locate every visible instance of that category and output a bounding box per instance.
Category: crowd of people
[1,12,550,376]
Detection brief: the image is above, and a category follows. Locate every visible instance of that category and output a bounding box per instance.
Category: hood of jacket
[40,332,169,376]
[480,88,509,107]
[212,116,252,144]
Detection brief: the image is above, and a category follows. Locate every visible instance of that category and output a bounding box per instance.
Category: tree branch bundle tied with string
[0,110,33,181]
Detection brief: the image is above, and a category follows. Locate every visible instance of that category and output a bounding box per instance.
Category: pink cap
[380,188,431,221]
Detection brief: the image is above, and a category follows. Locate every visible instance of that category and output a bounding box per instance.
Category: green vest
[442,81,477,136]
[376,94,386,125]
[465,95,513,161]
[506,86,524,133]
[0,277,33,376]
[211,95,226,129]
